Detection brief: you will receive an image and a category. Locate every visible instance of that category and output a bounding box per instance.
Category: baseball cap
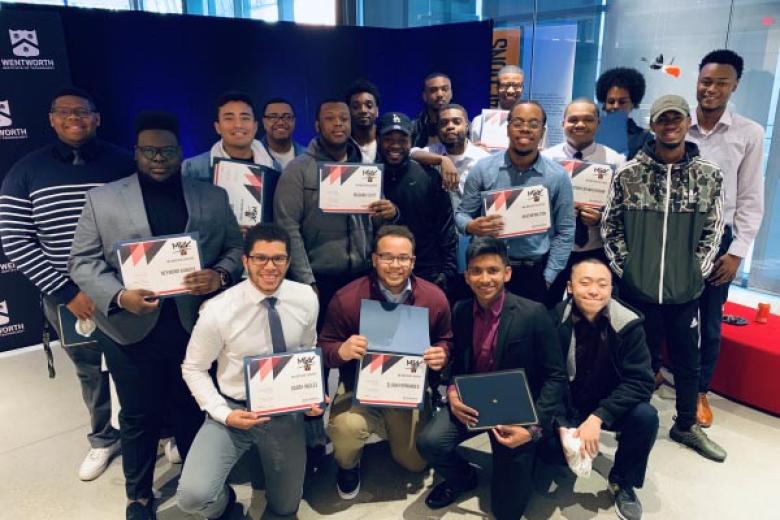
[650,95,690,123]
[377,112,412,136]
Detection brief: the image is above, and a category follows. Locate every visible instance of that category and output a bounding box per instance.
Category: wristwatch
[214,268,230,289]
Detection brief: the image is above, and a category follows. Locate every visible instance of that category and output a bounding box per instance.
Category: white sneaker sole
[337,482,360,500]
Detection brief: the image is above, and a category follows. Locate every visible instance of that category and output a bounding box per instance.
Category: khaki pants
[327,386,429,472]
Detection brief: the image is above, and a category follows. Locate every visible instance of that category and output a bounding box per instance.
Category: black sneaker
[669,423,727,462]
[424,470,478,510]
[336,464,361,500]
[609,482,642,520]
[126,499,156,520]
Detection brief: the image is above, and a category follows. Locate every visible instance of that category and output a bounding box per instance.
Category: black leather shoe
[126,499,156,520]
[669,424,727,462]
[212,485,236,520]
[424,471,478,510]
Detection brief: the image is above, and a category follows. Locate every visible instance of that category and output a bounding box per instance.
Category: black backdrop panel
[7,3,492,156]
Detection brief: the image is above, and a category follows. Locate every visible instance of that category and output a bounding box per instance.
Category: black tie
[72,149,85,166]
[262,297,286,353]
[572,150,589,247]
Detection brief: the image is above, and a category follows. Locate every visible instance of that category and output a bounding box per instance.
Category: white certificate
[482,185,551,238]
[478,109,509,150]
[354,352,427,409]
[213,158,265,226]
[318,163,383,213]
[556,159,614,208]
[244,349,325,416]
[116,233,202,296]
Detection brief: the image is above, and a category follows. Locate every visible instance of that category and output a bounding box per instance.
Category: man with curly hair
[595,67,653,159]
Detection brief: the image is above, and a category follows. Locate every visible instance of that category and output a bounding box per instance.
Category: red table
[709,302,780,415]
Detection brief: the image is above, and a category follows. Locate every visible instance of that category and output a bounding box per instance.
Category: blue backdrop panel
[11,3,493,156]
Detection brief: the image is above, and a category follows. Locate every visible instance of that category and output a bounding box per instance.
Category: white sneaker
[78,442,121,481]
[164,438,182,464]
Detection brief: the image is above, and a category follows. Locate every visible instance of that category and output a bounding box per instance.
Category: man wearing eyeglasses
[69,111,243,520]
[0,87,132,482]
[319,225,452,500]
[470,65,524,151]
[456,100,575,307]
[177,223,324,519]
[260,98,304,170]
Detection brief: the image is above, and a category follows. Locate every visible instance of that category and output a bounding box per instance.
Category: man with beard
[69,111,244,519]
[687,49,764,427]
[470,65,524,151]
[177,224,324,519]
[602,95,727,463]
[320,225,451,500]
[411,72,453,148]
[456,101,575,306]
[274,99,398,321]
[260,98,305,170]
[377,112,456,291]
[542,98,625,302]
[345,79,380,163]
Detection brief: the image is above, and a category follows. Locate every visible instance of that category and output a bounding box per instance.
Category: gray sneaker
[669,424,727,462]
[609,482,642,520]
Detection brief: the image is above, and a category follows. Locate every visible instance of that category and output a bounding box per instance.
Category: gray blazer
[68,173,244,345]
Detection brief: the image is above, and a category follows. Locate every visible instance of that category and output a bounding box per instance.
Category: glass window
[68,0,132,9]
[248,0,280,22]
[142,0,183,14]
[293,0,335,25]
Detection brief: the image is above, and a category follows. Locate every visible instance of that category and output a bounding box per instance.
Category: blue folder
[358,299,430,355]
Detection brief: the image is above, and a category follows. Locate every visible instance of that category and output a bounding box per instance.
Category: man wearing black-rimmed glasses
[259,97,304,170]
[1,87,132,482]
[69,110,243,520]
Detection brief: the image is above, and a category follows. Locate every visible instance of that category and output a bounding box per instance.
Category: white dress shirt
[542,141,625,252]
[688,108,765,257]
[181,278,318,424]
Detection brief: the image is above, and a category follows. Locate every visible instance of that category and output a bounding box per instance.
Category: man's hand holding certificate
[319,163,383,213]
[243,350,325,416]
[481,185,551,238]
[116,233,203,298]
[556,159,614,208]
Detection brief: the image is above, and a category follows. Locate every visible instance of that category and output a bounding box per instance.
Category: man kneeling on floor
[176,223,325,518]
[319,224,452,500]
[550,257,658,520]
[416,236,567,520]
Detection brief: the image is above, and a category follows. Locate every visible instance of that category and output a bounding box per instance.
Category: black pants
[417,408,538,520]
[102,304,204,500]
[699,225,733,392]
[629,298,700,430]
[505,256,553,308]
[545,402,658,488]
[314,270,367,331]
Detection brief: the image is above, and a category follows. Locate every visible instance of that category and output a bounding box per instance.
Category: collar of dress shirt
[53,137,98,163]
[500,150,544,173]
[563,140,597,159]
[473,289,506,320]
[691,107,733,132]
[378,278,412,304]
[244,278,285,305]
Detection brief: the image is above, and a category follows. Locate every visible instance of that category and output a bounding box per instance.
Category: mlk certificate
[354,352,427,409]
[556,159,615,208]
[482,185,551,238]
[319,163,383,213]
[116,233,202,296]
[212,158,266,226]
[243,349,325,416]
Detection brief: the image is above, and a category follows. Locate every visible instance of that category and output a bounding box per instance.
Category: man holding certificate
[455,100,575,307]
[319,225,452,500]
[274,99,398,324]
[177,224,324,518]
[542,98,625,300]
[469,65,525,151]
[416,237,567,520]
[69,111,243,520]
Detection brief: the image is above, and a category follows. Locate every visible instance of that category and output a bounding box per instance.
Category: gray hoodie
[273,138,376,285]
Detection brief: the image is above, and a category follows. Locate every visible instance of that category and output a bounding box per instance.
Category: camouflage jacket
[601,141,724,305]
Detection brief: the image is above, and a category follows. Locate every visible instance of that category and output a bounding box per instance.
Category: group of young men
[0,46,765,520]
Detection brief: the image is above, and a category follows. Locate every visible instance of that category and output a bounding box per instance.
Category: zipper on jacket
[658,164,672,304]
